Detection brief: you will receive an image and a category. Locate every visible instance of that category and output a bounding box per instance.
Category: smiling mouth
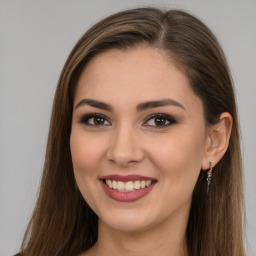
[100,175,157,202]
[103,179,156,192]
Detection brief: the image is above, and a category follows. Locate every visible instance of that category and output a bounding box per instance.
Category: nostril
[107,149,145,167]
[106,132,145,165]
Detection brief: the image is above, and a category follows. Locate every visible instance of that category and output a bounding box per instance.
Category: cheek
[70,130,106,175]
[70,130,107,209]
[147,128,206,187]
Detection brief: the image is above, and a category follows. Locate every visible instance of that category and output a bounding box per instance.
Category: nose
[106,124,145,168]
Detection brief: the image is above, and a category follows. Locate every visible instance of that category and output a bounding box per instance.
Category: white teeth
[146,180,151,186]
[112,180,117,190]
[117,181,125,191]
[134,180,140,190]
[105,179,153,192]
[106,180,113,188]
[125,181,134,192]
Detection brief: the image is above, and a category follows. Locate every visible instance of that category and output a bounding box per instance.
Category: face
[70,47,209,233]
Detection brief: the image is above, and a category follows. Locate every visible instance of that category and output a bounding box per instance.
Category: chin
[98,207,158,233]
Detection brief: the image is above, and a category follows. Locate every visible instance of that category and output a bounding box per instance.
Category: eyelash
[143,113,177,128]
[79,113,177,128]
[79,113,111,127]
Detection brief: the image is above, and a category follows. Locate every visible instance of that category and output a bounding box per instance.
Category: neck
[86,210,189,256]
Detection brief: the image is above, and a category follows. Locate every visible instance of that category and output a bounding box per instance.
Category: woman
[18,7,246,256]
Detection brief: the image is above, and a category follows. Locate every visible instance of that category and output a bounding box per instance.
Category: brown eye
[154,117,168,126]
[93,117,106,125]
[143,113,176,128]
[79,114,111,127]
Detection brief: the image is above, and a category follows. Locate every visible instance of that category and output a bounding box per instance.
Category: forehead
[75,47,201,113]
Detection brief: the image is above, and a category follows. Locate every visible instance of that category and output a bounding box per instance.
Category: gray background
[0,0,255,255]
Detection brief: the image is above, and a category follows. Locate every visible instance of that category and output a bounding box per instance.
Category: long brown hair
[21,7,246,256]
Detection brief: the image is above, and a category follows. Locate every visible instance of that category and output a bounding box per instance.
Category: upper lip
[100,174,157,182]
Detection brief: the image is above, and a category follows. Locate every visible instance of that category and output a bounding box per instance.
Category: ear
[201,112,233,170]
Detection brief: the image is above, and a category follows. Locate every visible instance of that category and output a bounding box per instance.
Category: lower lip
[101,181,156,202]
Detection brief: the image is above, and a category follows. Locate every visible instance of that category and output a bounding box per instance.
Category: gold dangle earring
[207,161,213,193]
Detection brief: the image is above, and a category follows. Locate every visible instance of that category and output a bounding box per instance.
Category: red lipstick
[100,174,157,202]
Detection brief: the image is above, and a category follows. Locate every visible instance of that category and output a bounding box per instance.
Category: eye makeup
[79,113,111,127]
[78,112,177,129]
[142,113,177,128]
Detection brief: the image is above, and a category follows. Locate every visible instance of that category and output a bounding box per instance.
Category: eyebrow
[136,99,186,111]
[75,98,186,112]
[75,99,113,111]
